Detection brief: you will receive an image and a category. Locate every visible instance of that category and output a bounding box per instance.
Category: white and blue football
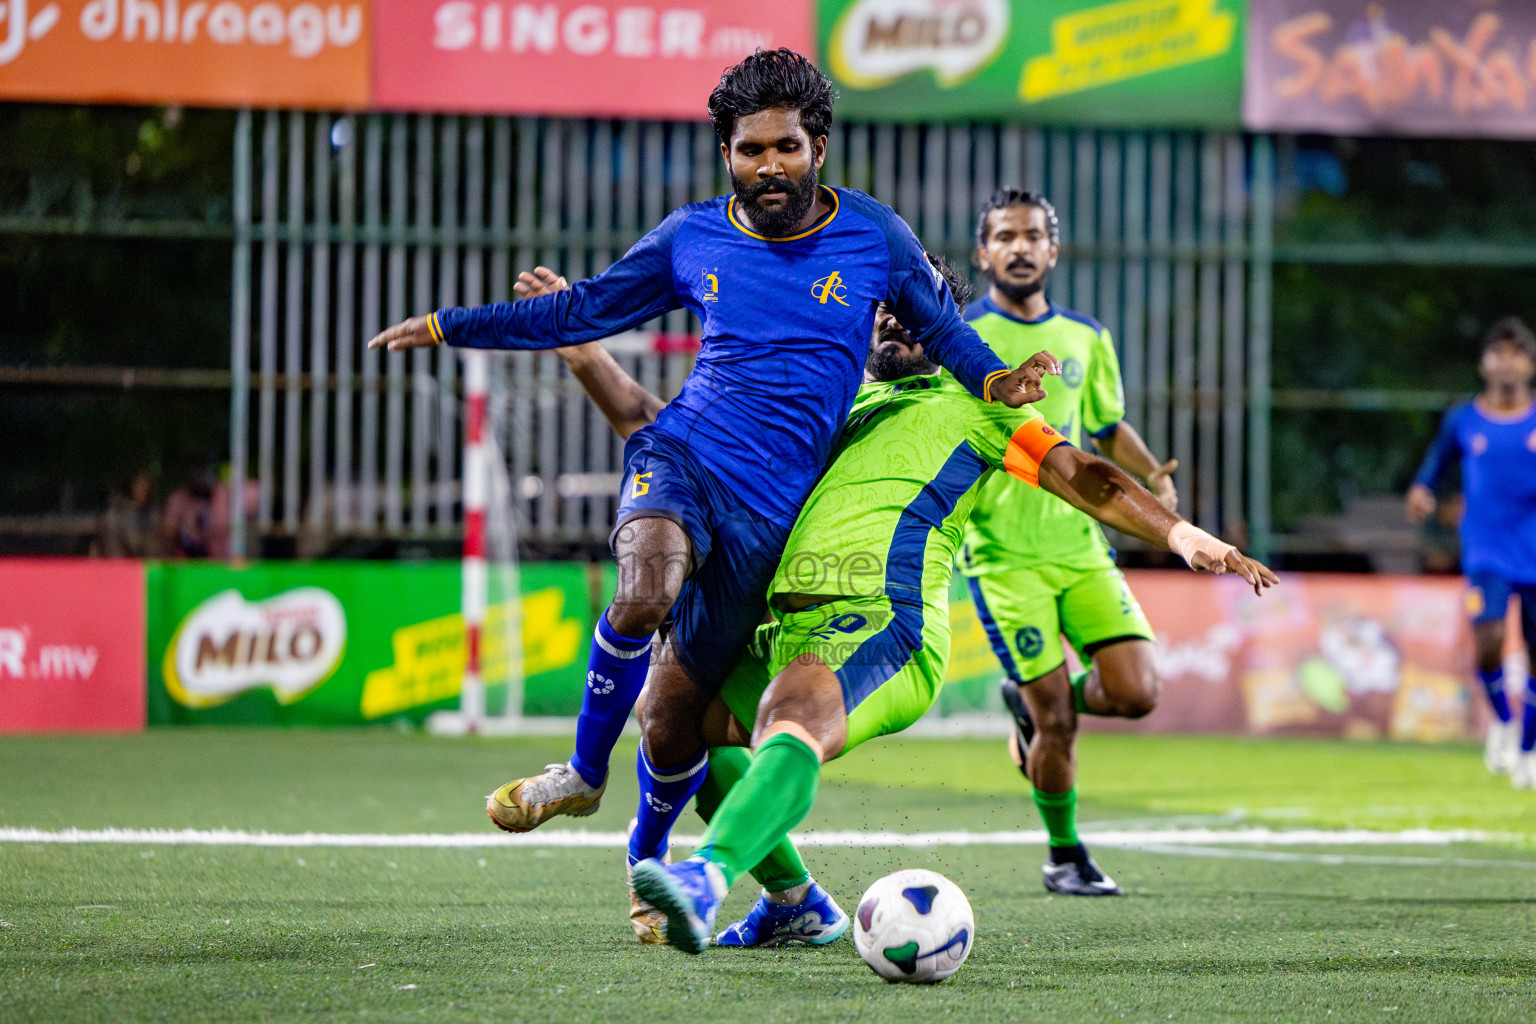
[853,868,974,983]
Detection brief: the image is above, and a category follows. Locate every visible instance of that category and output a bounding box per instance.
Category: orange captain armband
[1003,419,1068,487]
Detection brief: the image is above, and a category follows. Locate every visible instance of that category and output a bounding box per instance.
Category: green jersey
[768,372,1066,619]
[960,297,1127,573]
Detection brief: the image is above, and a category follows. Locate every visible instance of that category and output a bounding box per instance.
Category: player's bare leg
[487,516,689,833]
[1009,665,1121,896]
[1079,639,1160,720]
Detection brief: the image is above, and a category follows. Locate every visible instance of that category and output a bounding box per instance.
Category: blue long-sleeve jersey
[1413,400,1536,584]
[432,186,1010,529]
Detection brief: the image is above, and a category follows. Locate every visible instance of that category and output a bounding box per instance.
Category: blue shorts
[1466,571,1536,636]
[611,426,791,690]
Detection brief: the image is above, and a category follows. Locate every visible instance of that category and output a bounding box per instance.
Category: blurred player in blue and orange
[1407,317,1536,787]
[367,50,1044,891]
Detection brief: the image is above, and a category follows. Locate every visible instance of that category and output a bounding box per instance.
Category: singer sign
[0,0,370,107]
[373,0,812,117]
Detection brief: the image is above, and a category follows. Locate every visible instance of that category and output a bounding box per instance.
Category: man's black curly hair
[975,187,1061,247]
[926,253,973,311]
[708,49,835,147]
[1484,316,1536,358]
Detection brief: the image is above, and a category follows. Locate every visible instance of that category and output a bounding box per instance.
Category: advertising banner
[942,570,1488,742]
[1245,1,1536,138]
[147,561,592,725]
[0,0,371,108]
[0,559,146,732]
[373,0,812,118]
[820,0,1245,127]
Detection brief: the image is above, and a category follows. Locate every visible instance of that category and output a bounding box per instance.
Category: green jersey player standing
[962,188,1181,897]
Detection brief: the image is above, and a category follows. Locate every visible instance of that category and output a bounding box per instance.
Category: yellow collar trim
[727,186,839,242]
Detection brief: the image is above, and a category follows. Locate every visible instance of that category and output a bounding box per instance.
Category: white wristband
[1167,521,1237,573]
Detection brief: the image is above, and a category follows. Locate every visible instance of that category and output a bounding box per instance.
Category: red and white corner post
[459,349,490,731]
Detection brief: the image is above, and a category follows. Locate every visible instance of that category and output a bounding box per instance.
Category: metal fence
[228,111,1275,557]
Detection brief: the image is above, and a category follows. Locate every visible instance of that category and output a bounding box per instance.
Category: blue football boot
[630,856,726,955]
[714,881,850,947]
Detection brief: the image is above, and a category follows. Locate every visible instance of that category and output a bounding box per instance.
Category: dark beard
[732,166,820,238]
[866,344,938,382]
[989,270,1047,305]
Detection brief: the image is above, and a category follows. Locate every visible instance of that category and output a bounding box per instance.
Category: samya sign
[1246,0,1536,138]
[0,0,370,106]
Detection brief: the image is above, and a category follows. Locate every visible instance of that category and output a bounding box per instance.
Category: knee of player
[605,597,671,638]
[641,715,699,767]
[1113,672,1161,719]
[1030,702,1077,740]
[1473,628,1505,674]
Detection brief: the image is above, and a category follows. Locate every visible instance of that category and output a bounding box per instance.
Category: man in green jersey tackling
[528,257,1277,953]
[962,188,1184,896]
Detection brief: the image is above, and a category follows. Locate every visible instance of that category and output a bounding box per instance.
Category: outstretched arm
[368,210,687,353]
[1093,421,1178,513]
[519,267,665,441]
[1038,444,1278,595]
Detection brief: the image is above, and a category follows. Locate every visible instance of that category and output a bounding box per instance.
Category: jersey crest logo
[1470,433,1488,456]
[812,271,850,306]
[1528,429,1536,453]
[702,270,719,303]
[1015,626,1045,660]
[1061,357,1084,388]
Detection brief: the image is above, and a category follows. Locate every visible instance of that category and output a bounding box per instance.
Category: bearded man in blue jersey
[1407,317,1536,788]
[369,50,1042,866]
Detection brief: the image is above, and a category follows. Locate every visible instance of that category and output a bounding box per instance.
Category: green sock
[1033,786,1080,848]
[1070,669,1092,715]
[697,732,820,888]
[695,746,811,892]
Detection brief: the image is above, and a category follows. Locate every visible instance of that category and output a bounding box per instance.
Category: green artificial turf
[2,730,1535,1023]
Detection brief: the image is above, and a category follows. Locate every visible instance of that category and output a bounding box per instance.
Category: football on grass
[853,868,974,983]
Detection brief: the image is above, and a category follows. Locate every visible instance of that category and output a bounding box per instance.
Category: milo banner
[820,0,1246,126]
[146,561,592,725]
[1245,1,1536,138]
[941,570,1498,742]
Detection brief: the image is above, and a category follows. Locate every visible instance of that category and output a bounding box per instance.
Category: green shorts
[718,596,948,759]
[964,563,1154,684]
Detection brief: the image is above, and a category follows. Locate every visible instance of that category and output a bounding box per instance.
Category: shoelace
[519,763,585,806]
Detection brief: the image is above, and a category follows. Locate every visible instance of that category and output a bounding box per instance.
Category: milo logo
[164,587,346,708]
[829,0,1008,90]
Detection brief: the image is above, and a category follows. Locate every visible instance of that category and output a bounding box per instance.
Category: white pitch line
[0,826,1522,850]
[1129,843,1536,870]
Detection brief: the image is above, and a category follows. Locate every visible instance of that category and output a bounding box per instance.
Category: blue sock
[1478,667,1513,724]
[1524,676,1536,754]
[569,610,652,789]
[628,746,709,864]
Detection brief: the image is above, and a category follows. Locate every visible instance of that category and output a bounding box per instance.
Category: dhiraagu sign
[820,0,1245,127]
[147,562,592,725]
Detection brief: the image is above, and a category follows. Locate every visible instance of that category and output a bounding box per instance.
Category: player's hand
[990,350,1061,407]
[513,266,569,300]
[514,268,603,366]
[1189,549,1280,596]
[1145,458,1179,513]
[1405,483,1436,524]
[367,316,438,352]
